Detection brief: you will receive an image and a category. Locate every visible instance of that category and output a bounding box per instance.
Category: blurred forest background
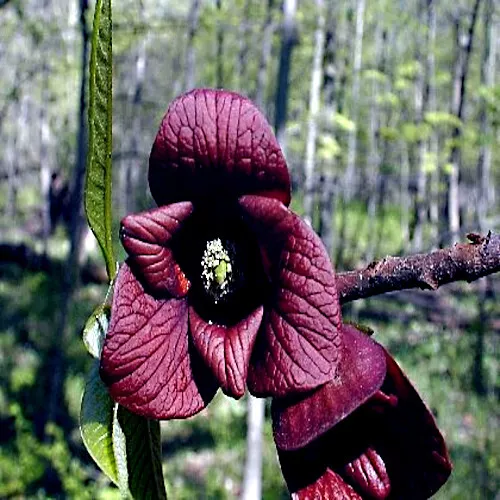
[0,0,499,498]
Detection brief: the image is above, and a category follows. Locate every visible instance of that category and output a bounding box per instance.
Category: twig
[2,232,499,302]
[337,232,500,304]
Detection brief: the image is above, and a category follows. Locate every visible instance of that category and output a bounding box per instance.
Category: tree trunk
[427,0,439,245]
[343,0,365,200]
[45,0,90,431]
[184,0,200,90]
[476,0,496,232]
[318,172,336,259]
[216,0,224,88]
[5,94,25,220]
[274,0,297,154]
[365,25,383,262]
[40,72,52,252]
[318,5,340,260]
[236,0,252,90]
[472,278,491,395]
[400,140,411,250]
[412,0,431,252]
[253,0,275,109]
[240,395,265,500]
[303,0,325,225]
[446,0,481,244]
[126,1,147,214]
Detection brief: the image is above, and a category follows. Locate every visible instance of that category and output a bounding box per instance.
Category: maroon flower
[99,88,451,497]
[273,325,452,499]
[100,88,381,418]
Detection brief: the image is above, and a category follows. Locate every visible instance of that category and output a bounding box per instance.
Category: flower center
[201,238,234,304]
[171,201,269,325]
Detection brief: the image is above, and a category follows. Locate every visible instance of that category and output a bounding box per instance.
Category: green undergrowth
[0,236,498,498]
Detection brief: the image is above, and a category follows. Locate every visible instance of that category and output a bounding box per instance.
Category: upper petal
[189,306,263,399]
[120,203,193,297]
[149,89,291,207]
[100,263,218,419]
[272,324,386,450]
[239,195,343,397]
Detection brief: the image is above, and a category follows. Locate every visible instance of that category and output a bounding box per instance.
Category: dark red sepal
[189,306,263,399]
[120,202,192,297]
[272,324,386,450]
[239,195,343,397]
[100,263,218,419]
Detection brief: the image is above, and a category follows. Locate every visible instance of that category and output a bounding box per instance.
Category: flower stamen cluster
[201,238,233,304]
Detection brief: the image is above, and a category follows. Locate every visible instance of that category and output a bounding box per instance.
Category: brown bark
[336,232,500,304]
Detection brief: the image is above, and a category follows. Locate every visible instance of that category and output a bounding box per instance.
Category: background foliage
[0,0,498,498]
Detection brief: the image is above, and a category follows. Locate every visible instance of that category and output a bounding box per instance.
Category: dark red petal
[149,89,291,207]
[291,470,363,500]
[344,448,391,499]
[275,340,451,499]
[359,351,452,498]
[120,203,192,297]
[100,263,218,419]
[239,195,343,397]
[272,324,386,450]
[188,306,263,399]
[278,442,362,500]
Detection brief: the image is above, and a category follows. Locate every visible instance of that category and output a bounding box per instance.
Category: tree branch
[2,232,499,302]
[337,232,500,304]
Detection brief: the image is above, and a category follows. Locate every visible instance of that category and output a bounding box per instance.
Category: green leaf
[80,365,167,499]
[80,363,118,485]
[85,0,115,280]
[425,111,462,129]
[82,303,110,359]
[113,406,167,500]
[334,113,356,132]
[362,69,387,83]
[318,134,341,160]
